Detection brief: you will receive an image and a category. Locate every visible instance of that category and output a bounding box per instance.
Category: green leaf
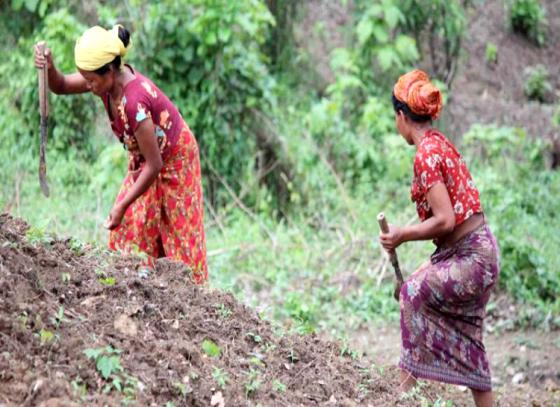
[356,19,373,45]
[84,348,103,360]
[201,339,221,357]
[384,4,403,28]
[24,0,38,12]
[377,47,397,71]
[39,329,54,345]
[218,27,231,43]
[98,277,116,286]
[371,23,389,43]
[97,355,120,379]
[112,377,122,392]
[395,35,419,61]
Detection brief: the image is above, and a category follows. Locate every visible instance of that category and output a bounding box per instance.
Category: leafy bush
[396,0,470,84]
[523,64,552,102]
[0,8,99,161]
[128,0,277,207]
[463,125,559,309]
[508,0,547,46]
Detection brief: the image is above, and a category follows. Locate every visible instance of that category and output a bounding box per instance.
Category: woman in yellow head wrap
[34,25,208,283]
[378,69,498,407]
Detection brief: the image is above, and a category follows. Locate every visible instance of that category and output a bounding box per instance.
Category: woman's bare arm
[104,119,163,230]
[379,182,456,250]
[34,45,89,95]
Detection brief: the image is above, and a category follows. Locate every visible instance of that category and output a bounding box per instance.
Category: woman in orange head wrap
[379,70,499,407]
[34,26,207,283]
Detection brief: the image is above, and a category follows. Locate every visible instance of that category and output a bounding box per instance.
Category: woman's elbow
[442,216,456,234]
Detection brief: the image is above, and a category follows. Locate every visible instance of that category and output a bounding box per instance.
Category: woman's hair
[94,26,131,75]
[392,93,432,123]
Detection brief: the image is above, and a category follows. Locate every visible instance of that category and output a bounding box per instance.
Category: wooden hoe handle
[377,212,404,300]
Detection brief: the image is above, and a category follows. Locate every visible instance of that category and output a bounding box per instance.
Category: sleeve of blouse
[414,146,445,195]
[123,85,153,133]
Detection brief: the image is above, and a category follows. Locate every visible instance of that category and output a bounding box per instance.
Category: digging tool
[377,212,404,301]
[36,41,50,197]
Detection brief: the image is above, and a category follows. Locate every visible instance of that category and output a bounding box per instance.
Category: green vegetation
[83,346,139,399]
[485,42,498,65]
[523,64,552,102]
[508,0,548,46]
[1,0,558,368]
[201,339,221,358]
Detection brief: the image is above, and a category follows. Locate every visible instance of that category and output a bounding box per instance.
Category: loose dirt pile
[0,213,439,406]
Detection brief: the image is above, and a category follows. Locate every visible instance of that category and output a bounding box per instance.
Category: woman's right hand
[34,44,53,70]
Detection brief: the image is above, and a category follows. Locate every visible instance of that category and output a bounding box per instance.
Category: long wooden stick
[377,212,404,300]
[37,41,50,197]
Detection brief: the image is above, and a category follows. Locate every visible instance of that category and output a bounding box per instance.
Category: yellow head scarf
[74,25,131,71]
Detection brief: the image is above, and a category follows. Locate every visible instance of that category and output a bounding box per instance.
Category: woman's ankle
[471,388,494,407]
[399,369,417,392]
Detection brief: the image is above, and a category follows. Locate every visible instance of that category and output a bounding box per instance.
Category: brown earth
[1,212,559,407]
[441,0,560,159]
[299,0,560,163]
[0,213,454,407]
[352,319,560,407]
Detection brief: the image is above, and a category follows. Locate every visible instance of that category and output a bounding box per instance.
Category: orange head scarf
[393,69,443,120]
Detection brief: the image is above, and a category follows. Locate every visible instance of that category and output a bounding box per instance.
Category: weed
[39,328,55,345]
[83,346,138,399]
[50,306,67,327]
[244,368,262,397]
[246,332,263,343]
[272,379,286,393]
[485,42,497,64]
[262,342,277,353]
[339,337,360,359]
[523,65,552,102]
[249,355,265,368]
[508,0,547,46]
[287,349,299,363]
[71,377,87,398]
[98,276,116,286]
[215,303,232,319]
[25,226,52,245]
[173,381,191,397]
[212,367,229,389]
[68,237,86,254]
[201,339,221,358]
[61,272,71,283]
[18,311,28,328]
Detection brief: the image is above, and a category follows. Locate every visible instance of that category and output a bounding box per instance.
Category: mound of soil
[0,213,435,406]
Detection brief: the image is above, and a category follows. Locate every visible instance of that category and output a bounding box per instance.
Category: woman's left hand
[379,224,405,251]
[104,203,126,230]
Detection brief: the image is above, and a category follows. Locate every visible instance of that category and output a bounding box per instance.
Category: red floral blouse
[411,129,482,225]
[102,65,185,171]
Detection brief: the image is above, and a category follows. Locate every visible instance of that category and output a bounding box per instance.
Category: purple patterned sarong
[399,223,499,391]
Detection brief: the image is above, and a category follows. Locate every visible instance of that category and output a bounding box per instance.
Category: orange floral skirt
[108,126,208,283]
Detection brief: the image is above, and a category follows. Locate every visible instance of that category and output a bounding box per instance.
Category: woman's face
[78,68,115,96]
[395,111,413,144]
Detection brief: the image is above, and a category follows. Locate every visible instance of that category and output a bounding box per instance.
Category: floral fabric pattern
[411,130,482,226]
[103,66,183,172]
[108,126,208,283]
[101,65,207,283]
[399,224,500,391]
